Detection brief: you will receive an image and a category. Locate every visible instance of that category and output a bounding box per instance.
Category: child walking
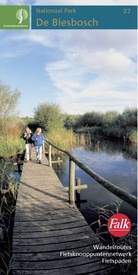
[23,127,33,162]
[31,128,46,164]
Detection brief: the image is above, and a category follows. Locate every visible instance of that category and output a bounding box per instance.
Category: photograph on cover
[0,0,137,275]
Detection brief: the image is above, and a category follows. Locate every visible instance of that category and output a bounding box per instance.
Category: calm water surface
[53,139,137,226]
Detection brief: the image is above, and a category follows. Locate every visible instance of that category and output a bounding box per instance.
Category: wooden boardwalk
[12,148,116,275]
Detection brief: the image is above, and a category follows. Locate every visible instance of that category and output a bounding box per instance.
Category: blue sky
[0,0,137,117]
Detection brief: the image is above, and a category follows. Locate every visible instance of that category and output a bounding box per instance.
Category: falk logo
[107,213,131,237]
[16,9,28,24]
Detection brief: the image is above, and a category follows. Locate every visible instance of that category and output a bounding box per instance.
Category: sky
[0,0,137,117]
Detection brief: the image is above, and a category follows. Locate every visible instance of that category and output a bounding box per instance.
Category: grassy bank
[75,126,137,143]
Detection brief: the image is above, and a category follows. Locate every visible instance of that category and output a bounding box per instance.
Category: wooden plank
[12,148,115,274]
[14,210,83,221]
[13,246,105,261]
[64,184,87,191]
[51,160,63,163]
[14,216,84,226]
[13,222,88,232]
[12,234,99,249]
[12,256,106,270]
[13,218,89,229]
[13,226,93,240]
[12,266,117,275]
[12,238,99,253]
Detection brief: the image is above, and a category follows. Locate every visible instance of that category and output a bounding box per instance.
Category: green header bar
[31,5,137,29]
[0,6,30,29]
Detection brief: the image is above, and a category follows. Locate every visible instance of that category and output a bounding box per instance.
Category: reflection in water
[53,138,137,227]
[86,136,137,160]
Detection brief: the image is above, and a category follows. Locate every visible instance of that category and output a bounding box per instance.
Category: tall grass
[45,128,76,153]
[0,129,22,275]
[0,134,25,159]
[0,160,19,275]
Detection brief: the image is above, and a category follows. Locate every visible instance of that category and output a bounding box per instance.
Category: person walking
[23,127,33,162]
[31,127,46,164]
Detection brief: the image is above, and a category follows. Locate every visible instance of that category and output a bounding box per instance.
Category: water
[53,138,137,227]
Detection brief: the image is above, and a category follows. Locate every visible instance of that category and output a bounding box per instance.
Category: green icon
[16,9,28,24]
[0,6,30,29]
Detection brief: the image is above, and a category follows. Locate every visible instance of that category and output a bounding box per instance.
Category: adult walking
[31,127,47,164]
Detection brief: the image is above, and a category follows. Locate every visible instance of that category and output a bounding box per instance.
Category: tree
[79,111,103,127]
[103,111,119,127]
[64,114,81,130]
[34,102,64,132]
[0,80,20,132]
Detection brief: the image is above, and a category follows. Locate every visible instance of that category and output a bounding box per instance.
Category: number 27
[123,8,131,14]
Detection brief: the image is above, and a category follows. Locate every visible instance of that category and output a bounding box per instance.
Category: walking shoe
[39,160,41,164]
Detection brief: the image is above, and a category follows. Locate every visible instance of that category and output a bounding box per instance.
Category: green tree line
[64,109,137,143]
[30,103,137,143]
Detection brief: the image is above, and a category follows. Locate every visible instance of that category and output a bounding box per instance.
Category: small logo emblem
[16,9,28,24]
[107,213,131,237]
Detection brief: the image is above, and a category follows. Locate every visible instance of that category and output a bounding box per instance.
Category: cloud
[43,29,136,114]
[59,30,137,57]
[0,31,33,59]
[9,29,137,61]
[56,82,136,114]
[77,49,136,76]
[5,0,34,4]
[1,0,137,4]
[0,0,7,3]
[1,0,137,6]
[45,50,136,114]
[0,0,25,4]
[11,31,55,47]
[1,0,136,5]
[34,0,137,5]
[43,31,136,83]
